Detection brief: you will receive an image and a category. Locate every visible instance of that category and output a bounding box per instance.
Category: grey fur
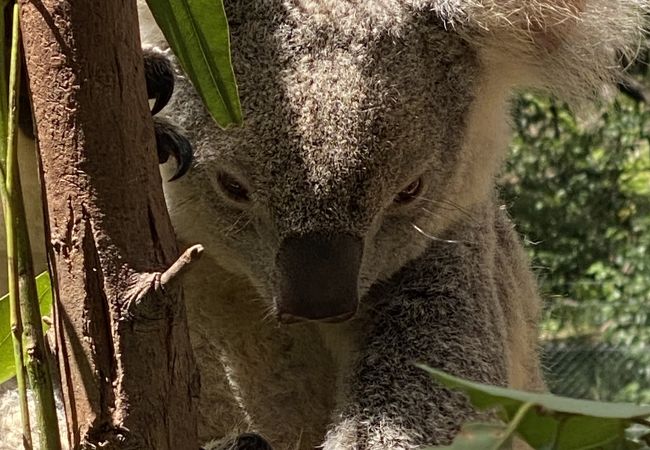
[0,0,646,449]
[143,0,645,449]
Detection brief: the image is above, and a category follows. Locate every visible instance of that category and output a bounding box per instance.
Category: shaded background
[502,54,650,403]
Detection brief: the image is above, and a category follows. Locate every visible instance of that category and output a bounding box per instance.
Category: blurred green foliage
[501,93,650,404]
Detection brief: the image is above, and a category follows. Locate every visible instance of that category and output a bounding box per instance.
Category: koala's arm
[322,222,515,450]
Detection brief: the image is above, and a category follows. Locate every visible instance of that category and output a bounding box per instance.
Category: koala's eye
[217,171,250,203]
[394,178,422,205]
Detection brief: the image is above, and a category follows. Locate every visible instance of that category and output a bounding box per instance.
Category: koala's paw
[143,47,193,181]
[201,433,273,450]
[143,47,175,115]
[153,117,193,180]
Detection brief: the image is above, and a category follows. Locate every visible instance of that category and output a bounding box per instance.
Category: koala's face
[162,0,486,323]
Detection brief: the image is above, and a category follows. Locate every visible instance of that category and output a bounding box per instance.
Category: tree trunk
[18,1,200,448]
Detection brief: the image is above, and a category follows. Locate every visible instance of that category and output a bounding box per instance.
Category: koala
[1,0,646,449]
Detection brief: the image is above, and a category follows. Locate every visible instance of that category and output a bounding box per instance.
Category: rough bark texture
[18,1,200,448]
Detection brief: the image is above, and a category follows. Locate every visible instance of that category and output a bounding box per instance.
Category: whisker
[293,429,304,450]
[442,197,477,218]
[229,217,253,236]
[260,303,277,325]
[416,196,479,225]
[232,217,253,235]
[223,212,244,235]
[418,198,460,212]
[412,223,467,245]
[420,206,462,225]
[245,291,277,325]
[223,213,251,237]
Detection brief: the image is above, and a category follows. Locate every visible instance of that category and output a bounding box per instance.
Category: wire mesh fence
[542,337,650,403]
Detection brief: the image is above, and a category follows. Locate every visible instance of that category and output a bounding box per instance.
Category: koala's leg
[320,215,537,449]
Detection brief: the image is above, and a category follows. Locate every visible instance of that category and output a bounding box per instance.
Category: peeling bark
[19,1,199,448]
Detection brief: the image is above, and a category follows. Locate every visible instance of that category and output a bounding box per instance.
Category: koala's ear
[436,0,648,103]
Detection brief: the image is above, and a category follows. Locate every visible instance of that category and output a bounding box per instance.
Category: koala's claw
[154,118,193,181]
[201,433,273,450]
[230,433,273,449]
[143,49,175,115]
[143,49,192,180]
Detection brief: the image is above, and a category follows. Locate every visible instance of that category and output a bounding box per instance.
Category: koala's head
[146,0,642,323]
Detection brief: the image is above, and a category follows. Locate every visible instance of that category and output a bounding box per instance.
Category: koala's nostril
[276,232,362,322]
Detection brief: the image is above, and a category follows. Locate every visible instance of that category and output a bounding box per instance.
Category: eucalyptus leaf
[419,366,650,419]
[419,365,650,450]
[145,0,242,127]
[0,271,53,384]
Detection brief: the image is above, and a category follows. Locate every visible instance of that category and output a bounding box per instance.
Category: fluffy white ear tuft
[433,0,649,104]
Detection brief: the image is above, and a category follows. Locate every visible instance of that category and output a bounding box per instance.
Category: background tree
[503,88,650,403]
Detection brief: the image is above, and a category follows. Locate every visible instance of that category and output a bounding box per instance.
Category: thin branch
[160,244,204,288]
[6,4,61,448]
[0,1,9,165]
[122,244,204,320]
[0,3,32,449]
[2,201,32,450]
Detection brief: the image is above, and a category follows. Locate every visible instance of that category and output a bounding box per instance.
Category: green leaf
[419,366,650,419]
[145,0,242,127]
[427,423,512,450]
[553,416,623,450]
[419,365,650,450]
[0,272,53,384]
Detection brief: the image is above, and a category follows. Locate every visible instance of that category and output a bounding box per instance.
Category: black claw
[199,433,272,450]
[231,433,273,450]
[144,50,175,115]
[154,119,193,181]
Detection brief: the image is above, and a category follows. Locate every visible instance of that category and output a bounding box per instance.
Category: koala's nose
[276,232,362,323]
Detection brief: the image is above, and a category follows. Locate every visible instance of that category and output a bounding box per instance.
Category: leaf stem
[498,402,535,449]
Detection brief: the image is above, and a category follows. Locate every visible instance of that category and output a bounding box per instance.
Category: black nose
[276,232,362,323]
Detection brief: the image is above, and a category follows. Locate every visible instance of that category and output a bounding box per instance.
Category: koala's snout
[276,232,362,323]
